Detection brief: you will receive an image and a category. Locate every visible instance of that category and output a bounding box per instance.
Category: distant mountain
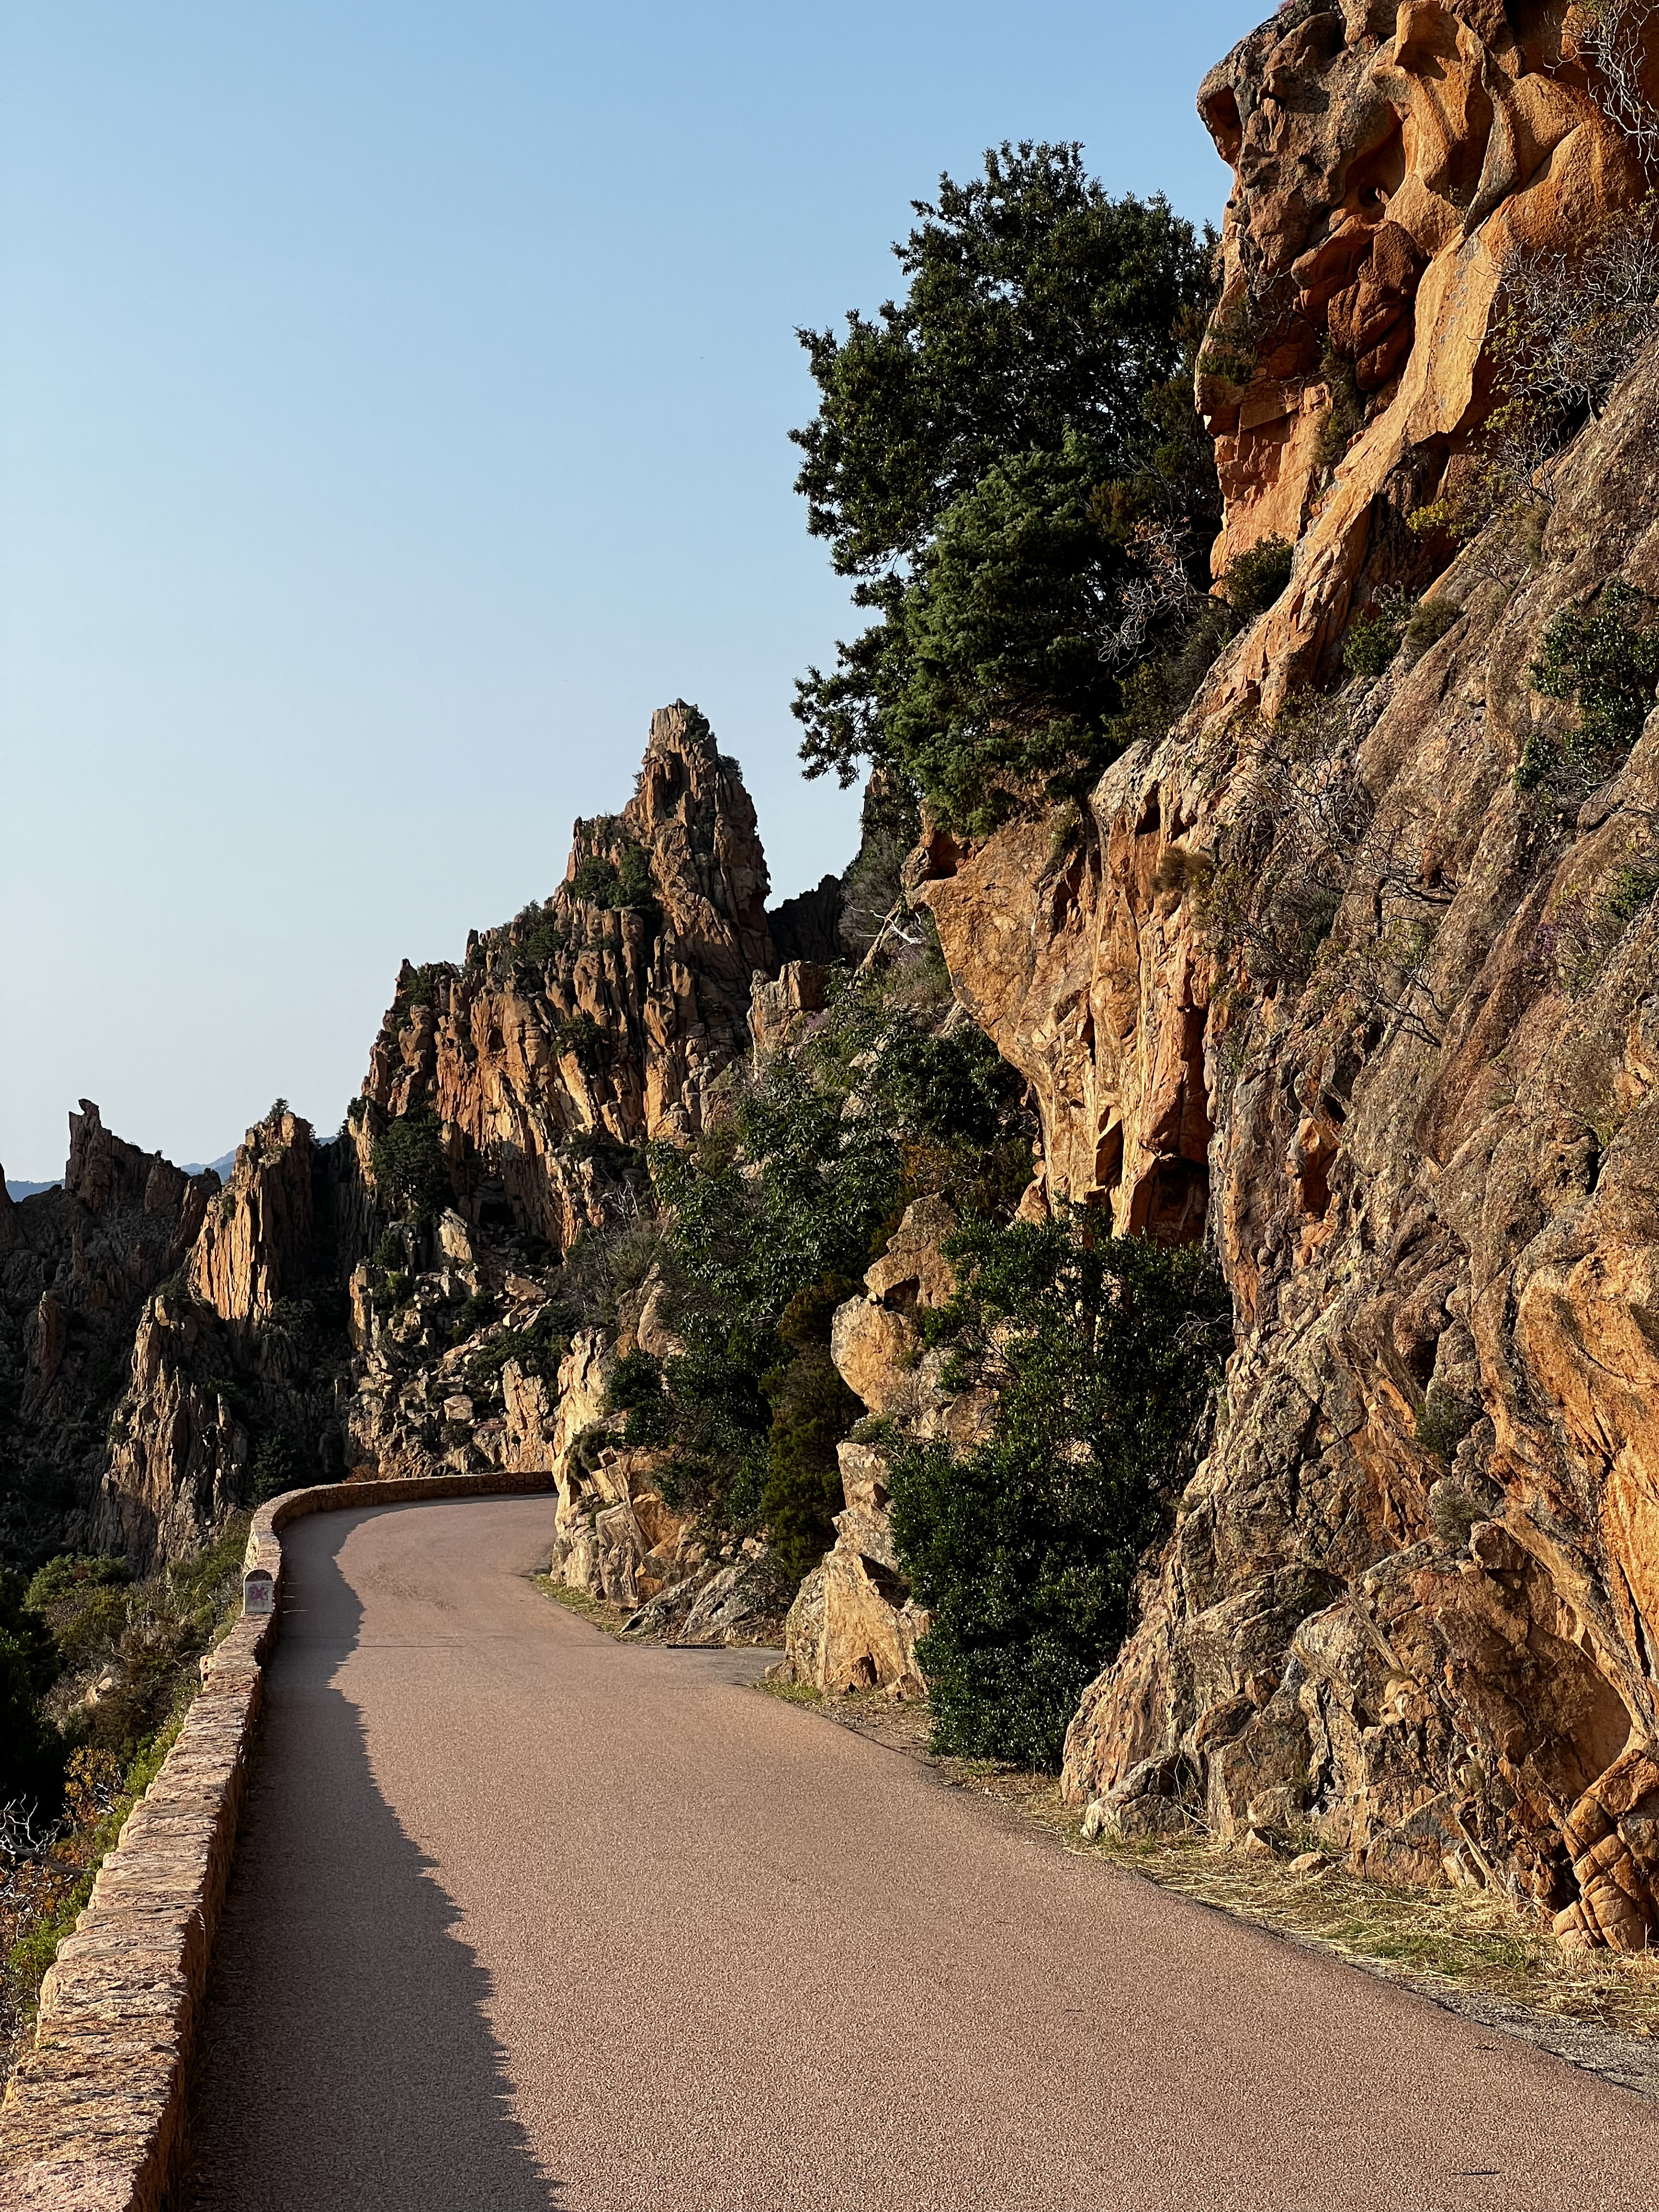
[181,1152,237,1181]
[4,1179,60,1201]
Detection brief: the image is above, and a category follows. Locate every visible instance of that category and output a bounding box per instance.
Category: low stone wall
[0,1469,556,2212]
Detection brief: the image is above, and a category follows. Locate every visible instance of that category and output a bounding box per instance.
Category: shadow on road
[173,1511,562,2212]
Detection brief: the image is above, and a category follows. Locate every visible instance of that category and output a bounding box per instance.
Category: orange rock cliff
[911,2,1659,1949]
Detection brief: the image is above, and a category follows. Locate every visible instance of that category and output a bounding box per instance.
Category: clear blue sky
[1,2,1263,1178]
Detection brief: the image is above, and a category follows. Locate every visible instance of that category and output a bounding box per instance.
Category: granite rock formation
[0,1106,217,1565]
[92,1110,357,1568]
[920,24,1659,1942]
[777,1197,990,1698]
[356,700,774,1256]
[1197,0,1653,707]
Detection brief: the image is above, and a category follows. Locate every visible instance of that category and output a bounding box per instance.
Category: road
[179,1495,1659,2212]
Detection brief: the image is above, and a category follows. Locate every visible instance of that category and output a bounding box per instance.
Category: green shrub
[1610,859,1659,922]
[1314,347,1364,475]
[512,900,566,969]
[1342,607,1405,680]
[371,1109,451,1224]
[1525,582,1659,789]
[639,979,1035,1551]
[1223,536,1293,622]
[0,1610,64,1817]
[616,843,654,908]
[761,1345,863,1585]
[888,1214,1230,1768]
[604,1348,672,1447]
[23,1556,131,1674]
[397,966,444,1014]
[1196,288,1259,388]
[251,1430,305,1506]
[447,1288,498,1343]
[468,1311,569,1395]
[570,843,654,912]
[1417,1386,1480,1470]
[1402,596,1462,666]
[554,1013,603,1072]
[571,855,621,905]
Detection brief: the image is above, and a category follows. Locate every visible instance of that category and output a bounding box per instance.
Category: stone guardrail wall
[0,1469,557,2212]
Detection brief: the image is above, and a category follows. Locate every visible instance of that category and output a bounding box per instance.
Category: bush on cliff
[0,1573,64,1818]
[640,978,1034,1557]
[1521,580,1659,791]
[570,842,655,913]
[791,142,1219,828]
[371,1108,451,1224]
[887,1214,1230,1768]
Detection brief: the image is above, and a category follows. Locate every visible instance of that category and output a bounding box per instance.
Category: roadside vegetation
[590,940,1036,1580]
[888,1218,1229,1768]
[0,1520,248,2069]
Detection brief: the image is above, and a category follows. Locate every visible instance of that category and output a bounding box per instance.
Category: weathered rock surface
[92,1111,356,1569]
[357,701,777,1255]
[0,1106,217,1566]
[3,708,816,1580]
[926,293,1659,1942]
[780,1196,984,1697]
[1197,1,1651,708]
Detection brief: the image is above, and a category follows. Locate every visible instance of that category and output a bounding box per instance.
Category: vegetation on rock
[637,969,1034,1566]
[791,141,1219,831]
[370,1108,452,1225]
[887,1215,1229,1768]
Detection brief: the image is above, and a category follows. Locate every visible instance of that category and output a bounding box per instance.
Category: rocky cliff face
[0,702,797,1576]
[357,700,774,1256]
[0,1106,217,1565]
[90,1110,355,1568]
[336,703,803,1505]
[916,8,1659,1950]
[1196,0,1651,707]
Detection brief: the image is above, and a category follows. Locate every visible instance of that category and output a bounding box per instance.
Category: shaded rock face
[1197,1,1650,705]
[92,1111,358,1568]
[0,1105,216,1566]
[360,702,777,1254]
[925,328,1659,1945]
[779,1197,987,1698]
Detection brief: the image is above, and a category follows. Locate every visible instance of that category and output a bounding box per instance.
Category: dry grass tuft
[533,1574,634,1637]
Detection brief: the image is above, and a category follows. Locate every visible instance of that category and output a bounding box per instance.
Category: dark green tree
[370,1108,451,1224]
[791,142,1218,820]
[888,1214,1230,1768]
[0,1570,65,1816]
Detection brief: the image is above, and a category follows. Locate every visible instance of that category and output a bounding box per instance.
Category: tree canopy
[791,142,1219,830]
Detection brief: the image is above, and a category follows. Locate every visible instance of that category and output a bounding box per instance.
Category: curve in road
[178,1496,1659,2211]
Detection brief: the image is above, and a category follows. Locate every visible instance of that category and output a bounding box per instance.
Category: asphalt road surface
[178,1496,1659,2212]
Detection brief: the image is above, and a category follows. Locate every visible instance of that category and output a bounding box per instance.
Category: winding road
[179,1495,1659,2211]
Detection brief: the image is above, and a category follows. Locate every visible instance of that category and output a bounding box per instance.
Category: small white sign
[243,1568,276,1618]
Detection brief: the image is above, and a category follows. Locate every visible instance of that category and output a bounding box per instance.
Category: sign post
[242,1567,276,1618]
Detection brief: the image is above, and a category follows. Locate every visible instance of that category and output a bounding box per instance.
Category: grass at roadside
[764,1679,1659,2048]
[533,1573,635,1637]
[2,1516,251,2076]
[1082,1829,1659,2040]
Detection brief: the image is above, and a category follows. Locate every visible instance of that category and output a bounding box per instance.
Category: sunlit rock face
[1197,0,1650,706]
[358,700,776,1254]
[917,9,1659,1948]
